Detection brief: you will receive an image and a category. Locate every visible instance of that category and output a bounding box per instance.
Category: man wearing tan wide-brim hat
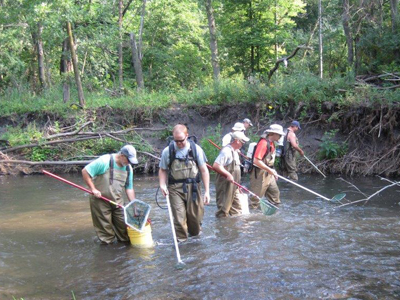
[249,124,284,208]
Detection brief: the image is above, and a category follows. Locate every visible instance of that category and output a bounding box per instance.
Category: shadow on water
[0,173,400,299]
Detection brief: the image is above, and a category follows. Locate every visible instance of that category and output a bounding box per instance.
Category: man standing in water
[280,120,304,181]
[249,124,284,208]
[213,131,250,217]
[222,122,246,146]
[159,124,210,242]
[82,145,138,245]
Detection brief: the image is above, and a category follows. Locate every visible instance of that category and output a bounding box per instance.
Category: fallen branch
[0,160,91,165]
[335,181,399,208]
[1,136,98,153]
[45,121,93,140]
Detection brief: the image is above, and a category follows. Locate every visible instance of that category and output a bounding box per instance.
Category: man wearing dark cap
[82,145,138,244]
[280,121,304,181]
[242,118,253,130]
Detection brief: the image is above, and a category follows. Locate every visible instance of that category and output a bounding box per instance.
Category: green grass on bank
[1,73,399,118]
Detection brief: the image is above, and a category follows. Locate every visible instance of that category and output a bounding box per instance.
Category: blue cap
[291,121,301,129]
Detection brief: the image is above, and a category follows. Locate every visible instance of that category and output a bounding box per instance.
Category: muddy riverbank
[0,102,399,177]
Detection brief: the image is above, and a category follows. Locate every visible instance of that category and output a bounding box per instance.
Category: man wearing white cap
[222,122,246,147]
[213,131,250,217]
[249,124,284,207]
[82,145,138,244]
[281,120,304,181]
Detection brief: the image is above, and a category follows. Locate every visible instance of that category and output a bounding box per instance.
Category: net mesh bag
[124,200,151,232]
[259,197,277,216]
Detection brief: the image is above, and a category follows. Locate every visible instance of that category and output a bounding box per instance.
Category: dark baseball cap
[291,120,301,129]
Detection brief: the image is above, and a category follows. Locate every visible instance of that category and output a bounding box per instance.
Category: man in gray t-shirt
[159,124,210,242]
[213,131,249,217]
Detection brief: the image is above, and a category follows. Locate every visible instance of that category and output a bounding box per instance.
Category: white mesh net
[124,199,151,232]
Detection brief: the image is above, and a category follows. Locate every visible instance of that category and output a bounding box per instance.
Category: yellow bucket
[127,222,154,248]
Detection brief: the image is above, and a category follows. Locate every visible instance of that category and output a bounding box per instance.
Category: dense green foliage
[0,0,398,97]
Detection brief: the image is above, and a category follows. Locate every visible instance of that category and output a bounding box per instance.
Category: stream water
[0,173,399,299]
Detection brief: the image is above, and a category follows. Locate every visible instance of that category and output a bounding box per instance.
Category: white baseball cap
[232,131,250,144]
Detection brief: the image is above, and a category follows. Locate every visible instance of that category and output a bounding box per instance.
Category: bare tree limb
[268,45,313,81]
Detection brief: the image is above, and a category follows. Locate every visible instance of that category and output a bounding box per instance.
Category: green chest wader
[168,158,203,241]
[215,148,242,217]
[283,133,299,180]
[90,158,130,243]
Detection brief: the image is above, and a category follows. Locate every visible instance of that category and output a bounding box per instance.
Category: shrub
[318,129,348,160]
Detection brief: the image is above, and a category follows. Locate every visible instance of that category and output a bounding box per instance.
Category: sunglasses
[174,137,187,143]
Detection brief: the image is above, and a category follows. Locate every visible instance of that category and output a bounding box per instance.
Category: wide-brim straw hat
[263,124,285,136]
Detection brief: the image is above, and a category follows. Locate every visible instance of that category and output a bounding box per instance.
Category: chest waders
[281,129,299,180]
[250,140,280,207]
[215,147,242,217]
[167,141,203,241]
[89,155,130,244]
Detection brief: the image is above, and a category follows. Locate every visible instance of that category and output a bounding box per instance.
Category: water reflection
[0,173,399,299]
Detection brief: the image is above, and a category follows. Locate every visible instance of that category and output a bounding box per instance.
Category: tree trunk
[35,22,47,90]
[390,0,398,33]
[60,39,73,103]
[118,0,124,91]
[129,0,146,90]
[390,0,399,60]
[130,33,144,90]
[66,21,85,107]
[342,0,354,68]
[205,0,220,81]
[318,0,323,79]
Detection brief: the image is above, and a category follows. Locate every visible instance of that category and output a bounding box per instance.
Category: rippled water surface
[1,173,400,299]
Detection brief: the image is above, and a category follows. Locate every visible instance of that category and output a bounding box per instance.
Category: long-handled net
[43,170,151,232]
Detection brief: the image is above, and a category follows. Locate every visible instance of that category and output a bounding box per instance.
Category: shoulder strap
[126,165,131,187]
[168,141,175,170]
[188,139,198,165]
[109,154,114,185]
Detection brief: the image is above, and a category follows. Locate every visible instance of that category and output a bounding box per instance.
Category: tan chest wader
[249,139,281,208]
[215,147,242,217]
[168,141,203,242]
[90,155,130,244]
[281,129,299,181]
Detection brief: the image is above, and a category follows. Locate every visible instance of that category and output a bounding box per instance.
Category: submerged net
[259,197,277,216]
[330,193,346,203]
[124,200,151,232]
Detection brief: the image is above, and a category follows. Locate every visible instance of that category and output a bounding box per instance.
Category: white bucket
[238,193,250,215]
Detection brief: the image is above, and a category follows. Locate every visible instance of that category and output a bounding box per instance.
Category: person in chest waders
[82,145,138,245]
[280,120,304,181]
[249,124,285,208]
[159,124,210,243]
[222,122,246,147]
[213,131,250,217]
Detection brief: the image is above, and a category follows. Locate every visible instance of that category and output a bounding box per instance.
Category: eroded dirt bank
[0,102,399,177]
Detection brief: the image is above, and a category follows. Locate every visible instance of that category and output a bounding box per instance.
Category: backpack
[166,135,199,170]
[247,138,271,174]
[276,129,289,158]
[167,135,201,200]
